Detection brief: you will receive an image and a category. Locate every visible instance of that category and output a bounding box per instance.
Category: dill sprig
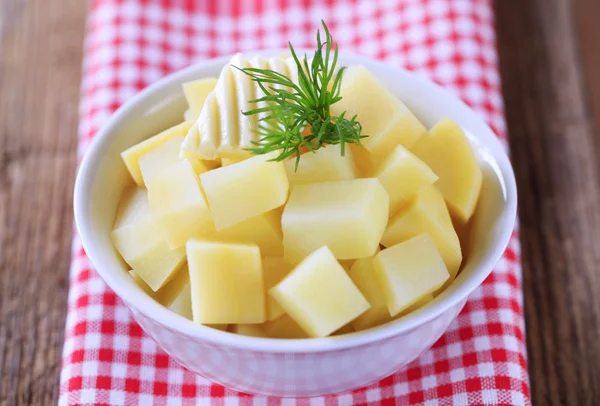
[236,21,366,169]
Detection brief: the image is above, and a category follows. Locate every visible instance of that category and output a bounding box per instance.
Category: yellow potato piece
[373,233,449,316]
[182,77,218,119]
[270,246,370,338]
[128,267,189,309]
[139,135,209,184]
[339,259,355,271]
[213,210,283,257]
[395,293,433,318]
[187,240,265,324]
[121,121,193,186]
[200,151,289,230]
[331,65,427,165]
[284,144,357,189]
[411,118,482,222]
[262,257,294,321]
[332,323,355,336]
[282,178,389,263]
[111,187,185,291]
[347,257,392,331]
[230,324,268,337]
[372,144,438,215]
[221,157,246,166]
[262,314,309,339]
[381,186,462,279]
[147,160,215,249]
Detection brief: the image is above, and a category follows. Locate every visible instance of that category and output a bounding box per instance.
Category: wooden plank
[573,0,600,159]
[495,0,600,404]
[0,0,86,404]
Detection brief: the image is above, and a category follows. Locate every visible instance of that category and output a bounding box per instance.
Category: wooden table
[1,0,599,404]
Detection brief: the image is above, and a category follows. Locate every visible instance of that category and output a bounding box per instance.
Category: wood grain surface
[495,0,600,405]
[0,0,87,405]
[1,0,600,405]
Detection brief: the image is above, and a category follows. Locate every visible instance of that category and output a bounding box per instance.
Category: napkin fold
[60,1,530,404]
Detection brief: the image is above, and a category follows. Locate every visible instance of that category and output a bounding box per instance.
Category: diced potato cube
[128,267,189,308]
[339,259,355,271]
[373,234,449,316]
[139,135,209,185]
[221,157,246,166]
[282,178,389,263]
[347,257,392,331]
[167,278,193,319]
[350,145,376,176]
[130,272,228,330]
[262,257,294,321]
[381,186,462,278]
[395,293,433,318]
[202,159,221,170]
[111,187,185,291]
[213,210,283,257]
[147,160,215,248]
[330,65,427,162]
[411,118,482,222]
[121,121,193,186]
[372,144,438,215]
[284,144,357,188]
[187,240,265,324]
[262,314,309,339]
[332,323,355,336]
[230,324,268,337]
[182,77,218,119]
[207,324,229,331]
[270,246,370,337]
[200,151,289,230]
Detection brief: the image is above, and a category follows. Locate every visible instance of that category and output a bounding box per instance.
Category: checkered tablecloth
[59,1,530,404]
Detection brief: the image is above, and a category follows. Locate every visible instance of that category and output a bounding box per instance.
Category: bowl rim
[74,49,518,353]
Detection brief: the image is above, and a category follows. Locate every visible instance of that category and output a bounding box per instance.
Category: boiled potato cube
[330,65,426,163]
[373,233,449,316]
[221,157,246,166]
[128,267,189,308]
[139,135,209,185]
[282,178,389,263]
[347,257,392,331]
[200,151,289,230]
[332,323,355,335]
[263,314,308,339]
[166,277,193,319]
[262,257,294,321]
[213,210,283,257]
[382,186,462,278]
[411,118,482,222]
[121,121,193,186]
[111,187,185,291]
[270,246,370,337]
[182,77,218,119]
[130,269,228,330]
[372,144,438,215]
[147,160,215,248]
[187,240,265,324]
[396,293,433,318]
[230,324,267,337]
[284,144,357,188]
[339,259,355,271]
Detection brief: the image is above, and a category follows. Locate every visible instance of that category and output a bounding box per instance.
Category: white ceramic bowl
[74,51,517,397]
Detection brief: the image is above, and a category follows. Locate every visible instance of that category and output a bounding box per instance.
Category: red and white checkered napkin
[60,1,530,404]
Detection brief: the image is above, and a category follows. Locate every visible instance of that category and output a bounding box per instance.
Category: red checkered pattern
[60,1,530,404]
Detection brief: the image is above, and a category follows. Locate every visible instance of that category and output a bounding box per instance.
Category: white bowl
[74,51,517,397]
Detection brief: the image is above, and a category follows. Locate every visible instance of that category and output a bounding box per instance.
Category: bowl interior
[74,51,517,352]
